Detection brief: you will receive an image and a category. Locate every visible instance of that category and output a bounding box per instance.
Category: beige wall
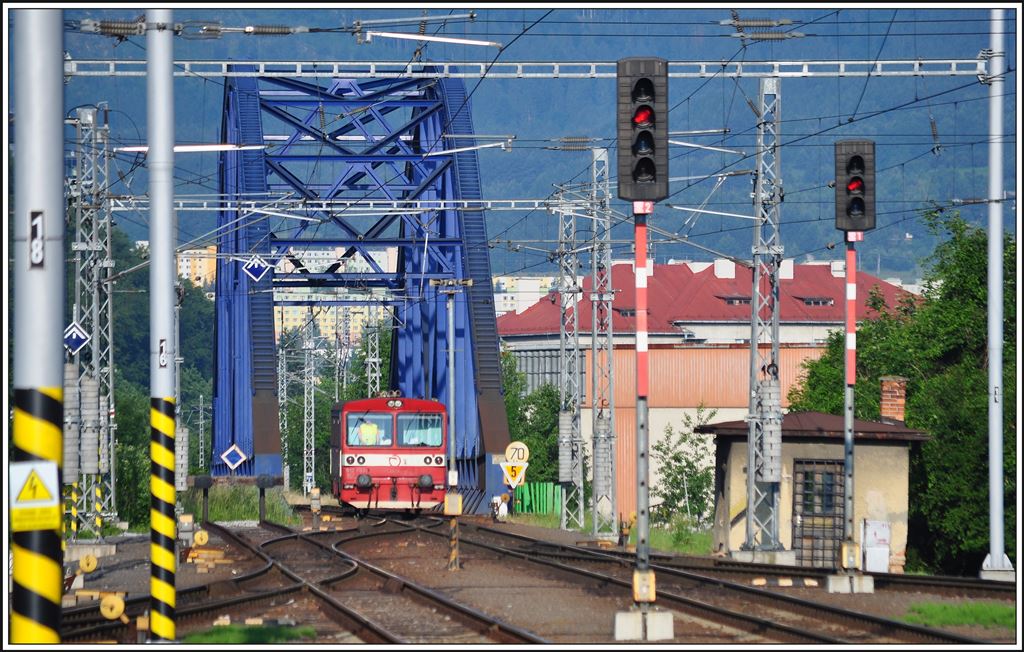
[715,439,909,571]
[579,407,746,522]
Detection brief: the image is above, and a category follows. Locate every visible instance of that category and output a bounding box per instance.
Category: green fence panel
[515,482,562,514]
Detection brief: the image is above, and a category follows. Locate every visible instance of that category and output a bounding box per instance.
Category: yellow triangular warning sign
[17,469,54,503]
[500,461,528,489]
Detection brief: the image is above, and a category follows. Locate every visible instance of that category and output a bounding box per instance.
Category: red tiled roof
[497,262,916,337]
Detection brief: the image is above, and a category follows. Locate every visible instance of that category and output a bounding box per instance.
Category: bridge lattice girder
[213,68,509,507]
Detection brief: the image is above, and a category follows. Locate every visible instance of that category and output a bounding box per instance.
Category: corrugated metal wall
[582,346,824,409]
[615,407,637,520]
[510,348,585,398]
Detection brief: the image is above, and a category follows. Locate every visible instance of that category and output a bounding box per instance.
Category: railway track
[61,510,1006,644]
[479,524,1016,601]
[404,516,989,645]
[64,518,545,645]
[62,528,299,643]
[256,519,547,644]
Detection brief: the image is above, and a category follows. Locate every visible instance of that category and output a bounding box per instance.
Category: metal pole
[842,234,860,570]
[12,8,64,644]
[278,346,289,490]
[334,312,341,403]
[446,291,457,486]
[983,8,1012,576]
[199,394,205,471]
[446,288,460,571]
[146,8,177,642]
[303,313,315,494]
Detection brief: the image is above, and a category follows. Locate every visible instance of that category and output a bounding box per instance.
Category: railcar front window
[397,414,443,447]
[346,413,393,446]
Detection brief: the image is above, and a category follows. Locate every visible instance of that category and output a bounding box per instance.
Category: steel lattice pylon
[66,105,118,537]
[366,306,381,397]
[588,148,617,540]
[213,69,510,511]
[277,343,289,490]
[744,77,784,551]
[556,187,584,530]
[302,313,316,494]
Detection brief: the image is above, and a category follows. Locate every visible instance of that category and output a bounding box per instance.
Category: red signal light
[846,177,864,193]
[633,106,653,127]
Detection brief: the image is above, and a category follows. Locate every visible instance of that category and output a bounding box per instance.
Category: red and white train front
[331,397,448,510]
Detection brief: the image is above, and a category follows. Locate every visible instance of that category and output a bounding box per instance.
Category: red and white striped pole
[842,230,862,569]
[633,200,654,606]
[845,233,860,386]
[635,204,650,401]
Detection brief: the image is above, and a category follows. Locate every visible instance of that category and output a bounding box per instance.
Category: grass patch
[182,624,316,644]
[178,486,302,526]
[902,601,1016,630]
[509,511,562,530]
[507,511,713,556]
[648,522,713,556]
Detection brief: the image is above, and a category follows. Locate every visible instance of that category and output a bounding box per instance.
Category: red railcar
[330,397,448,511]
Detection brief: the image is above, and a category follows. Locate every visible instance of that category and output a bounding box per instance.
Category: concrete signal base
[827,573,875,594]
[614,607,674,641]
[980,554,1016,582]
[980,568,1016,582]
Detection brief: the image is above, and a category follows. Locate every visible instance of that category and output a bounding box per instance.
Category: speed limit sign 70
[505,441,529,463]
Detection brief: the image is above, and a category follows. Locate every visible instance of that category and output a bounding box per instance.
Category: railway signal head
[617,57,669,202]
[834,139,876,232]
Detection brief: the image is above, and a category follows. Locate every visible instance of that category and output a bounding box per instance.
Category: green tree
[520,383,560,483]
[787,210,1016,574]
[500,349,560,484]
[501,348,529,445]
[111,373,151,525]
[651,405,717,528]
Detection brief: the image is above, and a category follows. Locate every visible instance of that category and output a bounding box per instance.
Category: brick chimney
[880,376,908,423]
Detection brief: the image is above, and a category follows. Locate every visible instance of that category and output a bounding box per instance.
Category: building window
[718,295,751,306]
[801,297,834,306]
[616,308,636,317]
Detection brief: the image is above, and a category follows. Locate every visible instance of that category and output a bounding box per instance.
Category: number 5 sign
[500,461,528,489]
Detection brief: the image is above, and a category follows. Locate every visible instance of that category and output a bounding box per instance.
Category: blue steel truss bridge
[213,66,510,511]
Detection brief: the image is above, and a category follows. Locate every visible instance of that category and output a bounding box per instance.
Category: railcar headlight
[434,456,444,465]
[418,474,433,489]
[356,474,372,489]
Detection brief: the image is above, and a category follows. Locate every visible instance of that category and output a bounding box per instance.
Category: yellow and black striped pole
[69,483,79,539]
[11,8,65,644]
[146,8,178,642]
[12,390,64,644]
[150,397,177,641]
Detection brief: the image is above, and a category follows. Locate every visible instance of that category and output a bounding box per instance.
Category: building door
[792,460,845,568]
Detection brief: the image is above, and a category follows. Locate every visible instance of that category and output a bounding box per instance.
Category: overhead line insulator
[80,19,145,37]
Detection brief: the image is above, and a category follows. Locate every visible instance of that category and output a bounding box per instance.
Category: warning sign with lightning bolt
[10,461,61,532]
